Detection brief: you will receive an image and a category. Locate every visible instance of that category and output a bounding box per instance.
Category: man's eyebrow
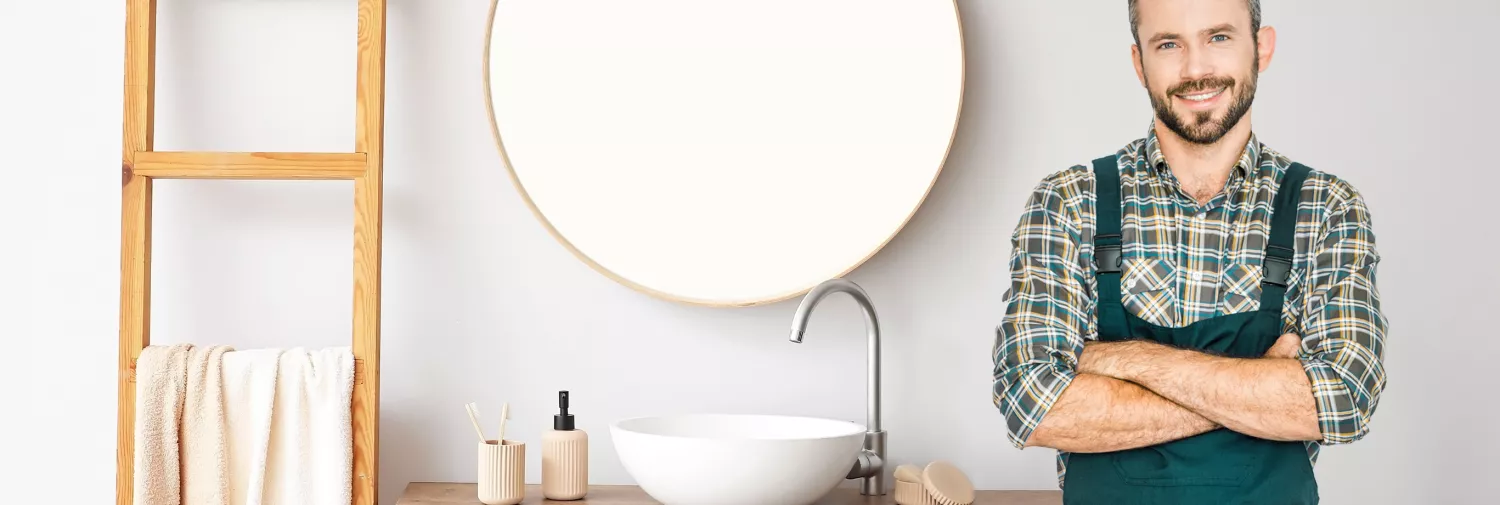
[1147,24,1241,45]
[1200,23,1238,37]
[1147,31,1180,45]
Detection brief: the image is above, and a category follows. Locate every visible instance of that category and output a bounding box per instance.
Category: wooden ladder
[114,1,385,504]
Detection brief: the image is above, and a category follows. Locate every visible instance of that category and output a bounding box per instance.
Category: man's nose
[1181,44,1215,82]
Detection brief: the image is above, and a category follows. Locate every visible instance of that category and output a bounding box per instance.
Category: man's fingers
[1265,333,1301,359]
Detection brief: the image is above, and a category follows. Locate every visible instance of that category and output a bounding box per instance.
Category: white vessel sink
[610,414,868,505]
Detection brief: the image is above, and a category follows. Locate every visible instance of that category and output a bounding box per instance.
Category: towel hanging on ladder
[133,344,192,505]
[183,345,234,505]
[132,344,354,505]
[222,347,355,505]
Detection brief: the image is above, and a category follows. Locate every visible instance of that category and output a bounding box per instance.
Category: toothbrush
[464,402,487,444]
[498,402,510,444]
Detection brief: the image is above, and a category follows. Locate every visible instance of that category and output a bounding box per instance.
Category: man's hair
[1128,0,1262,46]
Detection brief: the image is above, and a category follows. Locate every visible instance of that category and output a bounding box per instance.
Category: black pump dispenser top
[553,390,575,431]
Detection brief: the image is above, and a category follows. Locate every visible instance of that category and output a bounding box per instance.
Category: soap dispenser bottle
[542,390,588,500]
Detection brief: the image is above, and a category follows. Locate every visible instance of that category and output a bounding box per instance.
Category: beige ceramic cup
[478,440,525,505]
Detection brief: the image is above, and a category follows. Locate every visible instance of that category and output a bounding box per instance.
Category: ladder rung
[132,151,368,180]
[128,356,365,382]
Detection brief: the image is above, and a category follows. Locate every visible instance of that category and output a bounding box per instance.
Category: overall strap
[1259,162,1312,314]
[1092,155,1123,306]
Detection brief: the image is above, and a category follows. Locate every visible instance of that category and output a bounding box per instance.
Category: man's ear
[1131,44,1147,88]
[1256,26,1277,72]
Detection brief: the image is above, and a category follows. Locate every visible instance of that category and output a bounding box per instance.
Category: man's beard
[1148,69,1257,145]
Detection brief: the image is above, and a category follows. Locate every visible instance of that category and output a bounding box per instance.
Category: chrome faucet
[788,278,885,496]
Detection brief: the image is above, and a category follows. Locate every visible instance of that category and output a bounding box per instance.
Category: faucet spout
[788,278,885,495]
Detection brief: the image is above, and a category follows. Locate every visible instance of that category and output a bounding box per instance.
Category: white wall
[6,1,1498,504]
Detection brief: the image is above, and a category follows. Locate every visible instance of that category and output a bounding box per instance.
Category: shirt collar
[1142,122,1260,181]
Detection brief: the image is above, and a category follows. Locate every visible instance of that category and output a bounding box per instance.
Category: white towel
[222,348,281,505]
[183,344,234,505]
[222,347,355,505]
[133,343,193,505]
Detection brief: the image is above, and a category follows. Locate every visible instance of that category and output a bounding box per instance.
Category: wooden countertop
[398,482,1061,505]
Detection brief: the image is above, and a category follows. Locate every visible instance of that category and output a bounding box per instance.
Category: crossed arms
[1028,334,1316,453]
[991,174,1388,453]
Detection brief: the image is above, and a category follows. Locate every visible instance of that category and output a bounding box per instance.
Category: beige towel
[133,343,192,505]
[223,347,354,505]
[183,344,234,505]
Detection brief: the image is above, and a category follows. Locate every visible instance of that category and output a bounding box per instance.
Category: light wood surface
[115,1,386,504]
[116,0,156,503]
[396,482,1062,505]
[352,1,387,504]
[132,151,367,179]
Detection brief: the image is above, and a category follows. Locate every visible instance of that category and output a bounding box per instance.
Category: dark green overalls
[1060,155,1319,505]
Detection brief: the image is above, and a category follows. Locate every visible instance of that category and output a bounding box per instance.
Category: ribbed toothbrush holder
[477,440,525,505]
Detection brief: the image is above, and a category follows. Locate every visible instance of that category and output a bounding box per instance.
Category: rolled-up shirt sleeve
[1296,181,1389,445]
[992,173,1093,449]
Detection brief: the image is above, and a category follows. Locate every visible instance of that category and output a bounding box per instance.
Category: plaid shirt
[991,124,1388,487]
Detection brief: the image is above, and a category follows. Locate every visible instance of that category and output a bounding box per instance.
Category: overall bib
[1060,155,1319,505]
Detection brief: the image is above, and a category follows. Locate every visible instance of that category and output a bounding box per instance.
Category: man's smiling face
[1132,0,1264,145]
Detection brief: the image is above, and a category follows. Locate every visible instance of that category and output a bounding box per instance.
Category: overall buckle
[1095,234,1122,274]
[1262,245,1294,288]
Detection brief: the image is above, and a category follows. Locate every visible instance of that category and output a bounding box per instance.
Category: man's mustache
[1167,76,1236,97]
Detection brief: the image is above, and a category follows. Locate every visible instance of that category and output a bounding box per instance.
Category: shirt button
[1192,271,1204,282]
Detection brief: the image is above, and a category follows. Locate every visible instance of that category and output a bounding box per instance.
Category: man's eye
[1159,42,1178,50]
[1211,35,1229,42]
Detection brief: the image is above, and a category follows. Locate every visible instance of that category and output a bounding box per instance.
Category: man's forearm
[1081,340,1322,441]
[1026,373,1219,453]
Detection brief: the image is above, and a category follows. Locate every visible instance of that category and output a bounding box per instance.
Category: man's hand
[1025,373,1220,453]
[1078,338,1322,442]
[1264,333,1301,359]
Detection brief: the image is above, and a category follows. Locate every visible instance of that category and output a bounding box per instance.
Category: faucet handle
[846,449,884,479]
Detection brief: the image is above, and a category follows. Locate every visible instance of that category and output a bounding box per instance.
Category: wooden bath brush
[921,460,975,505]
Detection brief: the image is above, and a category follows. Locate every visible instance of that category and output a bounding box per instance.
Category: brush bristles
[926,485,971,505]
[465,403,488,444]
[498,403,510,442]
[894,464,923,483]
[928,490,962,505]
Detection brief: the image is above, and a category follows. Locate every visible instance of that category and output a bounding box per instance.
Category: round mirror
[484,0,964,306]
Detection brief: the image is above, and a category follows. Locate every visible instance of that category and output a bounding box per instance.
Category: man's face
[1132,0,1268,145]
